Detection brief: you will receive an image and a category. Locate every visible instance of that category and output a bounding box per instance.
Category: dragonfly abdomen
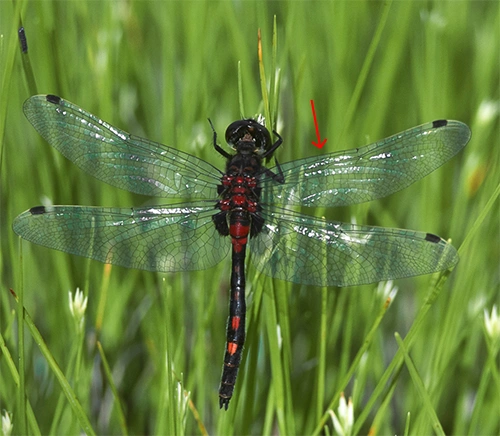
[216,150,265,408]
[218,204,254,408]
[219,214,248,409]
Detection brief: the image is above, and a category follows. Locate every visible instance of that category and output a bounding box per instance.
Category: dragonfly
[13,94,471,409]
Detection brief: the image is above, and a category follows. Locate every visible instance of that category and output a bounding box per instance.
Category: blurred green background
[1,1,498,435]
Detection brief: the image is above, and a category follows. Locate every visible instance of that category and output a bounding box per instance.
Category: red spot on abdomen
[227,342,238,355]
[230,222,250,238]
[231,316,241,330]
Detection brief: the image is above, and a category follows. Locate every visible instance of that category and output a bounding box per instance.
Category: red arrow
[310,100,327,149]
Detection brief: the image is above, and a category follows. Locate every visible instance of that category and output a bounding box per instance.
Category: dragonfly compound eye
[225,119,271,151]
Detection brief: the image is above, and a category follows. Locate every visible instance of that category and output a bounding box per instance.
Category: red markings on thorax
[219,174,258,254]
[220,176,258,211]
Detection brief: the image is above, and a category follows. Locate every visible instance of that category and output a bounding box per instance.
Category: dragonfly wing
[23,95,220,199]
[262,120,471,207]
[250,208,458,287]
[13,202,228,272]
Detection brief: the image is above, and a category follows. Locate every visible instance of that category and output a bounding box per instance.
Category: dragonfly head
[225,119,271,155]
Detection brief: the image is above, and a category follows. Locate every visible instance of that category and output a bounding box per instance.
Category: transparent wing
[23,95,221,199]
[261,120,471,207]
[250,207,458,287]
[13,202,228,272]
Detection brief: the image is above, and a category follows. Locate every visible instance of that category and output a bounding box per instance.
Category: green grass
[1,1,499,434]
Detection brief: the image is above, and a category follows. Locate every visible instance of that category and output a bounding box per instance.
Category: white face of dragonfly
[225,119,272,156]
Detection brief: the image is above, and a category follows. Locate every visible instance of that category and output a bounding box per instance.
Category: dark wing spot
[432,119,448,128]
[29,206,47,215]
[425,233,441,243]
[46,95,61,105]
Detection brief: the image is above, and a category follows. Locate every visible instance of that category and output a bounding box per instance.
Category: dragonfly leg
[262,130,283,158]
[208,118,232,159]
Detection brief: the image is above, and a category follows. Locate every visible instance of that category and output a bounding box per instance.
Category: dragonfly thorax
[225,152,263,178]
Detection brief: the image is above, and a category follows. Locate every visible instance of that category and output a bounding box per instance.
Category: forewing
[23,95,220,199]
[250,208,458,287]
[13,202,228,272]
[261,120,471,207]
